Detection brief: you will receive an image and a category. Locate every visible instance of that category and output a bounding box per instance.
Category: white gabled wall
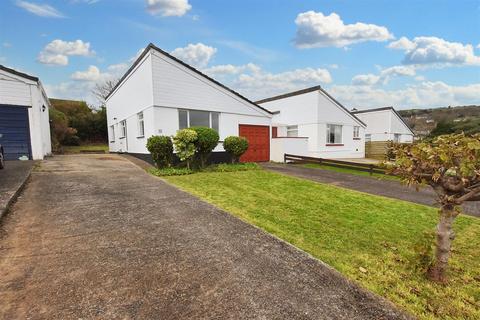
[0,72,32,106]
[355,109,414,143]
[151,52,269,117]
[106,53,154,153]
[259,89,365,159]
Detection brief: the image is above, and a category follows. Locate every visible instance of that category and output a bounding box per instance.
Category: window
[178,109,220,132]
[120,120,126,138]
[394,133,401,143]
[109,125,115,142]
[326,124,342,144]
[353,126,360,139]
[365,134,371,142]
[137,112,144,137]
[286,125,298,137]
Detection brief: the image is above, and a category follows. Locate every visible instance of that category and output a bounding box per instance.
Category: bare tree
[92,78,120,105]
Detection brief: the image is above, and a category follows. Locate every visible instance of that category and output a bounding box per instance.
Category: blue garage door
[0,105,32,160]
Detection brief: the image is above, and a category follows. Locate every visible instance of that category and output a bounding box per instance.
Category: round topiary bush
[191,126,219,168]
[223,136,249,163]
[146,135,173,168]
[173,129,198,169]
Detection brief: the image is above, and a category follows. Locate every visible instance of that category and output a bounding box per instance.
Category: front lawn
[62,144,108,154]
[300,163,401,181]
[164,169,480,320]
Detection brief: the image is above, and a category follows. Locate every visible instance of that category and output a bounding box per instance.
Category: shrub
[191,127,219,168]
[207,162,260,172]
[148,167,193,176]
[223,136,249,163]
[146,135,173,168]
[173,129,198,169]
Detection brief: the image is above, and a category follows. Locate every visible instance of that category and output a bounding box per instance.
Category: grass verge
[62,144,108,154]
[149,162,260,176]
[300,163,400,181]
[163,169,480,320]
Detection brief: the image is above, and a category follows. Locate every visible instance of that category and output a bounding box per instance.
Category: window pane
[334,125,342,143]
[211,112,219,132]
[189,110,210,127]
[286,125,298,137]
[327,124,342,143]
[179,110,188,130]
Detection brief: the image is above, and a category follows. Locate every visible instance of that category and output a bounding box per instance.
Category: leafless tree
[92,78,120,105]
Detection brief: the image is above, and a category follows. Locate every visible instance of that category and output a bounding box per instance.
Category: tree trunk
[428,205,456,282]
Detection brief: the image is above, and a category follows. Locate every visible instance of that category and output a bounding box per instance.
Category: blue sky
[0,0,479,109]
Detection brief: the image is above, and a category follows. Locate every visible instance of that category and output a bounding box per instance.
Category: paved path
[0,160,35,217]
[0,154,410,319]
[262,163,479,217]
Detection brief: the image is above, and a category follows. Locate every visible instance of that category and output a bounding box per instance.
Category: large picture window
[178,109,219,132]
[327,124,342,144]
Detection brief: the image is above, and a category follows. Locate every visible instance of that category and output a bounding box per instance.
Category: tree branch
[455,187,480,204]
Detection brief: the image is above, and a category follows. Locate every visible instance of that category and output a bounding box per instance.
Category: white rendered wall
[271,137,309,162]
[355,110,414,143]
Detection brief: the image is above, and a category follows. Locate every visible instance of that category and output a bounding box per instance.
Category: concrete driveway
[0,154,410,319]
[0,160,36,217]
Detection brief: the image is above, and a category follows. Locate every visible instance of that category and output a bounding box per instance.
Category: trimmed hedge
[191,127,219,168]
[223,136,249,163]
[146,135,173,168]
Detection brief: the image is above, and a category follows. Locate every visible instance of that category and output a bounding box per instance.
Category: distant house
[352,107,414,143]
[106,43,272,163]
[256,86,366,159]
[0,65,51,160]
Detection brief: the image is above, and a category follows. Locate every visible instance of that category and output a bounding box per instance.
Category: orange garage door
[238,125,270,162]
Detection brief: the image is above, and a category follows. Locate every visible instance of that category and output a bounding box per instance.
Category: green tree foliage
[146,136,174,168]
[387,133,480,282]
[191,127,219,168]
[429,120,455,137]
[173,129,198,169]
[49,108,78,151]
[49,99,107,143]
[223,136,249,163]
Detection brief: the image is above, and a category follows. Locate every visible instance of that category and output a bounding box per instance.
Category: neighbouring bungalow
[351,107,415,143]
[0,65,51,160]
[256,86,367,160]
[106,43,273,163]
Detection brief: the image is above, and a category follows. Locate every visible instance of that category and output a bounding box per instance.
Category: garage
[0,105,32,160]
[239,124,270,162]
[0,65,51,160]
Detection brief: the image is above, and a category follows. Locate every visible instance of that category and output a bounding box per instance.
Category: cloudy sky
[1,0,479,109]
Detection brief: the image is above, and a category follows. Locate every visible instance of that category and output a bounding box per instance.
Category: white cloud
[294,11,393,48]
[415,75,426,81]
[352,74,380,86]
[330,81,480,109]
[388,36,480,66]
[203,63,259,77]
[146,0,191,17]
[3,42,12,48]
[15,1,64,18]
[233,66,332,99]
[71,65,101,81]
[38,39,94,66]
[171,43,217,68]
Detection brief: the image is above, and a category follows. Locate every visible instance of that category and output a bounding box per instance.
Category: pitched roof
[106,43,272,115]
[0,64,39,82]
[256,85,366,127]
[352,106,414,135]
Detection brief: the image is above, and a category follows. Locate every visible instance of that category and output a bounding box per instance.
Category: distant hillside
[398,105,480,138]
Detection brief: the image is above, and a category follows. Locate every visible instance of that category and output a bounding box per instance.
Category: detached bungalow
[106,43,272,163]
[256,86,366,160]
[352,107,414,143]
[0,65,51,160]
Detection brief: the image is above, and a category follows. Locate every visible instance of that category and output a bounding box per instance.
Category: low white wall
[271,137,309,162]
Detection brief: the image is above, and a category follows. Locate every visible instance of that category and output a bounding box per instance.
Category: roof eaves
[0,64,39,82]
[255,85,321,104]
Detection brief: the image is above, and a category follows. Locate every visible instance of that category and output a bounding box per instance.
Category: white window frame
[353,126,360,139]
[326,124,343,144]
[178,109,220,132]
[394,133,401,143]
[109,125,115,142]
[365,134,372,142]
[119,120,126,139]
[286,125,298,137]
[137,112,145,138]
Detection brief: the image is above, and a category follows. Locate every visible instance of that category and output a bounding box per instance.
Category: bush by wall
[173,129,198,169]
[146,135,174,168]
[223,136,249,163]
[191,127,219,168]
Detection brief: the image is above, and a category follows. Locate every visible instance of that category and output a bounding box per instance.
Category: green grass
[163,169,480,320]
[62,144,108,154]
[149,162,260,176]
[301,163,401,181]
